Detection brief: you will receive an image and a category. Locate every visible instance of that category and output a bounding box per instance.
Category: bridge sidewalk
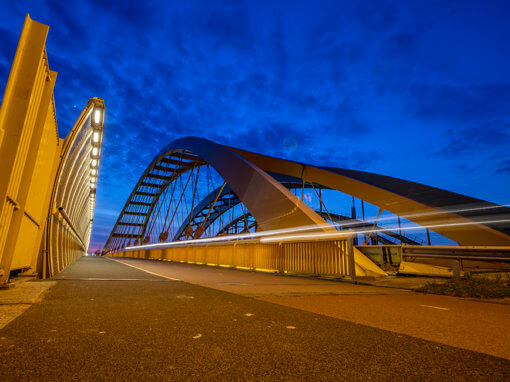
[0,256,508,381]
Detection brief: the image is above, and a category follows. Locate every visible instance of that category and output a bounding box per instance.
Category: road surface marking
[219,282,252,285]
[420,304,449,311]
[105,257,181,281]
[55,278,162,281]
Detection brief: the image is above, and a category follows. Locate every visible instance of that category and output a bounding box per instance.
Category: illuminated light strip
[122,218,510,250]
[119,194,510,250]
[124,202,510,250]
[94,108,101,124]
[328,203,510,230]
[260,231,351,243]
[260,218,510,243]
[349,216,510,238]
[120,199,510,251]
[383,218,510,235]
[124,222,335,251]
[125,232,263,251]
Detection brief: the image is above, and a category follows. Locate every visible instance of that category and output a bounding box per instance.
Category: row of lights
[90,106,103,217]
[90,106,103,191]
[90,193,95,217]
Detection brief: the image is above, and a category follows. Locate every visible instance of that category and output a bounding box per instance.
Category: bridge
[2,15,509,289]
[0,16,509,380]
[102,135,510,278]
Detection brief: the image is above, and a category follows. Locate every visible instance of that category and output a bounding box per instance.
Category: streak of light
[126,204,510,251]
[260,218,510,243]
[123,218,510,250]
[124,223,333,250]
[328,203,510,230]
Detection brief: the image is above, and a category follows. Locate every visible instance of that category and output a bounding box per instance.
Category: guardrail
[400,245,510,277]
[111,241,510,279]
[108,237,388,279]
[357,245,510,277]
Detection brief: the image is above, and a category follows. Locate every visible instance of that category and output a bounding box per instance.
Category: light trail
[126,203,510,251]
[326,203,510,231]
[260,218,510,243]
[122,217,510,251]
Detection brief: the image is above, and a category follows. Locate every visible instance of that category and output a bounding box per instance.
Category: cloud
[196,4,254,49]
[497,159,510,174]
[302,147,383,170]
[86,0,159,28]
[3,0,509,247]
[409,83,510,124]
[381,23,426,56]
[432,120,510,158]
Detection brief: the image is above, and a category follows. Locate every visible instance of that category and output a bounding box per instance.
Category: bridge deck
[0,257,508,380]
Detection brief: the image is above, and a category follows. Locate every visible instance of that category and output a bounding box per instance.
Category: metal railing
[110,240,510,279]
[400,245,510,276]
[357,245,510,276]
[108,237,389,279]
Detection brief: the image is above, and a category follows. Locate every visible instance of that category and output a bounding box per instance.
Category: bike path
[0,256,508,381]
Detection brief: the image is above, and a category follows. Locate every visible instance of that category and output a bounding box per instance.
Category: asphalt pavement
[0,256,508,381]
[112,257,510,359]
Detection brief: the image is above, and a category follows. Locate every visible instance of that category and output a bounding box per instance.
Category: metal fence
[356,244,510,276]
[110,238,388,279]
[110,240,510,279]
[400,245,510,277]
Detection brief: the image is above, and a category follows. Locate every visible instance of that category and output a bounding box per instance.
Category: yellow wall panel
[11,215,39,270]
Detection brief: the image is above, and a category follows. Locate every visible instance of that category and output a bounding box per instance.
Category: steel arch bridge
[170,182,420,245]
[104,137,510,277]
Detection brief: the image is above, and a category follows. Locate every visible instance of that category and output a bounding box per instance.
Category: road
[0,256,508,381]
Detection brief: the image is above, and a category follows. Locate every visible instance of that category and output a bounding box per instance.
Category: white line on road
[105,257,181,281]
[420,304,449,311]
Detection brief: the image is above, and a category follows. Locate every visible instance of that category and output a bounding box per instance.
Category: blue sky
[1,0,509,251]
